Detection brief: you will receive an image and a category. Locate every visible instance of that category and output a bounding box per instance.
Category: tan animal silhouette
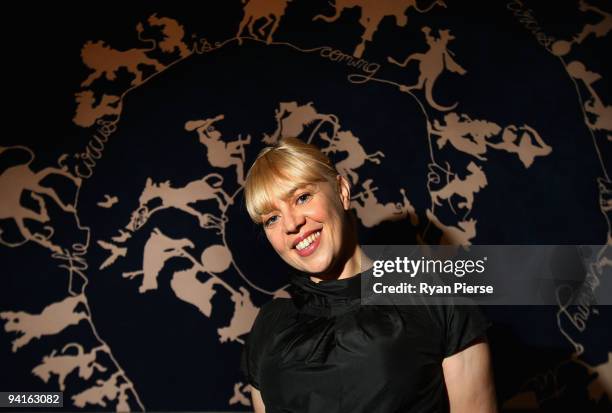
[263,101,340,145]
[552,1,612,56]
[126,175,231,232]
[585,99,612,131]
[321,131,384,184]
[71,371,130,408]
[111,229,132,243]
[429,112,502,160]
[597,254,612,273]
[0,294,88,352]
[97,240,128,270]
[567,61,611,132]
[123,228,194,293]
[32,343,108,391]
[426,209,477,247]
[350,179,418,227]
[97,194,119,208]
[80,33,164,87]
[0,146,81,254]
[488,125,552,168]
[147,13,191,57]
[165,242,238,321]
[73,91,121,128]
[171,267,221,317]
[593,221,611,279]
[314,0,446,58]
[430,161,487,211]
[237,0,293,45]
[185,114,251,185]
[115,383,132,412]
[587,353,612,403]
[575,0,612,44]
[218,287,258,344]
[389,26,466,111]
[229,382,252,407]
[598,177,611,243]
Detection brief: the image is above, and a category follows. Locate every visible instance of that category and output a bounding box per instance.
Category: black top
[241,270,490,413]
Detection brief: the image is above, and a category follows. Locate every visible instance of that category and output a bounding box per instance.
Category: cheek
[320,208,345,244]
[312,199,337,221]
[326,202,345,226]
[266,231,288,254]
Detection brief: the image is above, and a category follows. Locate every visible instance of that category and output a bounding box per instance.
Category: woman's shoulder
[242,298,295,389]
[259,296,295,317]
[251,297,296,333]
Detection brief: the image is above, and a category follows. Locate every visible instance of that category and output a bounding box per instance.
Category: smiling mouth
[295,230,322,257]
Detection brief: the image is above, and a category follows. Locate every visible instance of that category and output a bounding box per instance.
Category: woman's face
[261,175,352,277]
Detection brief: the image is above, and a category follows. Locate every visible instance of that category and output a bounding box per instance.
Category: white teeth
[296,231,321,251]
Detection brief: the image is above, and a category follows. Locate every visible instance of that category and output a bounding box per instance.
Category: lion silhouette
[80,40,164,87]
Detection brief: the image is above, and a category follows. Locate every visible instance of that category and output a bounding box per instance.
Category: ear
[336,174,351,210]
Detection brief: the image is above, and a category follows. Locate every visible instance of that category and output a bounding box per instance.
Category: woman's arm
[442,339,497,413]
[250,386,266,413]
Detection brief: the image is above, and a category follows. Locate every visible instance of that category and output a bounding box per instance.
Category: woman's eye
[296,193,311,204]
[264,215,278,227]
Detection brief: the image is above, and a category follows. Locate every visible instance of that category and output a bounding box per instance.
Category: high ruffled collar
[287,268,374,317]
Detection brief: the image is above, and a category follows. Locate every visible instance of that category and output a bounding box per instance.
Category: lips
[292,228,323,249]
[295,230,322,257]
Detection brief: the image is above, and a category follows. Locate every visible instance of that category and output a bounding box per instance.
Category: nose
[282,207,305,234]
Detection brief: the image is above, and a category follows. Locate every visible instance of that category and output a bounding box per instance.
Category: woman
[241,137,497,412]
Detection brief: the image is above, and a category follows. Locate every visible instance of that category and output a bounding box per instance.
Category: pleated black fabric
[241,270,490,413]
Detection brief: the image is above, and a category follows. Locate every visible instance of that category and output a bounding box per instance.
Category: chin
[300,257,334,275]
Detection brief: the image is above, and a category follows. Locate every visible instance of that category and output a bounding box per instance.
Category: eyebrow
[261,183,316,218]
[280,183,317,200]
[280,185,302,200]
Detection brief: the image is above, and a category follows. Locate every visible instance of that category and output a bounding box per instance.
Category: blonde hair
[244,137,341,224]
